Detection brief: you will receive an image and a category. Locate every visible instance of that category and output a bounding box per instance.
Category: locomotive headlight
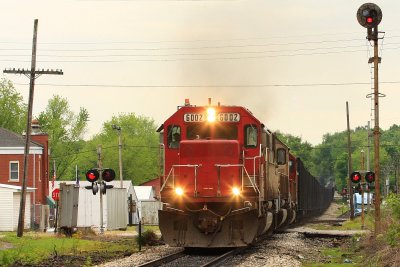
[175,187,184,196]
[232,187,240,196]
[207,108,216,122]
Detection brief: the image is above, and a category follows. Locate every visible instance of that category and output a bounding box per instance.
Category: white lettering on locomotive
[184,113,240,122]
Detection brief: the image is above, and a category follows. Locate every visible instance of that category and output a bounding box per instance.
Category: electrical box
[58,183,79,228]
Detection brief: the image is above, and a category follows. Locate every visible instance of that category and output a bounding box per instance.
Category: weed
[136,229,159,246]
[83,256,92,266]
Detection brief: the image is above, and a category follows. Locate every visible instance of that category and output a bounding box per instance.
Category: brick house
[0,121,49,207]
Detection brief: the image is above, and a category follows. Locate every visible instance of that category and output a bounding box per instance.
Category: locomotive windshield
[186,123,238,140]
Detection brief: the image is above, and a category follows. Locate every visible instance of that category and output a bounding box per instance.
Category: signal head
[365,171,375,183]
[86,169,99,183]
[102,168,116,182]
[350,171,362,183]
[357,3,382,28]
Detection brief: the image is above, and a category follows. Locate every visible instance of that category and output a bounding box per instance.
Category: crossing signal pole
[3,19,63,237]
[357,3,383,235]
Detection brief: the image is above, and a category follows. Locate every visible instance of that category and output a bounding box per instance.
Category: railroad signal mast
[357,2,383,235]
[84,145,116,233]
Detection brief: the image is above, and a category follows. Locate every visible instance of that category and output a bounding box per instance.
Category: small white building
[134,186,161,225]
[49,180,138,229]
[0,184,35,231]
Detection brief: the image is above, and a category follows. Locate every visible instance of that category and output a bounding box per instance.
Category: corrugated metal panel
[107,188,128,230]
[140,201,161,225]
[0,188,13,231]
[50,180,138,228]
[59,183,79,228]
[77,188,102,227]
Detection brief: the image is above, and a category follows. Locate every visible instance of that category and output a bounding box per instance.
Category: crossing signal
[350,171,362,184]
[102,168,116,182]
[357,3,382,29]
[85,168,115,195]
[365,171,375,183]
[86,169,99,183]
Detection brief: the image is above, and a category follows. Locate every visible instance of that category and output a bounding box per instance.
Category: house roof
[0,183,36,192]
[139,177,160,197]
[0,127,42,148]
[134,186,155,200]
[50,180,135,194]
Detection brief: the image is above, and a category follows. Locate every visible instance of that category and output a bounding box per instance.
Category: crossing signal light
[365,171,375,183]
[357,3,382,29]
[102,168,116,182]
[350,171,362,184]
[86,169,99,183]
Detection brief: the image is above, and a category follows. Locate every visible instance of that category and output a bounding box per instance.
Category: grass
[126,225,160,233]
[0,231,136,266]
[304,241,363,267]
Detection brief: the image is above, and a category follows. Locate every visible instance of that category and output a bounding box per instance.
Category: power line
[6,42,400,58]
[12,81,400,88]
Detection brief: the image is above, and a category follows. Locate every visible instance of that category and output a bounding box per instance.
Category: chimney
[31,119,42,135]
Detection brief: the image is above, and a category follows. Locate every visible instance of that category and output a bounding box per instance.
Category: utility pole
[112,125,123,188]
[3,19,63,237]
[346,101,354,220]
[372,26,382,234]
[361,150,365,229]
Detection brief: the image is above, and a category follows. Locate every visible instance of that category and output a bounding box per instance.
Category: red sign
[52,188,60,201]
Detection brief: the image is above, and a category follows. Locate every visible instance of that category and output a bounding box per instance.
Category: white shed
[0,184,35,231]
[134,186,161,225]
[50,180,138,229]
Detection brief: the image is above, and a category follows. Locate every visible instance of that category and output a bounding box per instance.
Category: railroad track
[137,247,243,267]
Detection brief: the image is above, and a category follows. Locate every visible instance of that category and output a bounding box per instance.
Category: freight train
[157,99,334,248]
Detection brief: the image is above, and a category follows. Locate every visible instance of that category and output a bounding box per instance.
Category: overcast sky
[1,0,399,145]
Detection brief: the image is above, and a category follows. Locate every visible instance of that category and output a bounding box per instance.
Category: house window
[10,161,19,181]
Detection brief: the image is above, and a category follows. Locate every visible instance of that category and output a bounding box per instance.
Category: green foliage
[276,132,314,170]
[38,95,89,180]
[75,113,160,185]
[0,232,108,266]
[0,78,27,133]
[383,193,400,247]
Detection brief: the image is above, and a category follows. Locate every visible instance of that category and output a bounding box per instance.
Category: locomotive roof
[161,104,262,126]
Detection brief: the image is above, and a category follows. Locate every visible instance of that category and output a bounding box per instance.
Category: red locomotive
[158,99,333,248]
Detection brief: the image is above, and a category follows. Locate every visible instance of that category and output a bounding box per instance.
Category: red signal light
[350,171,361,183]
[102,168,116,182]
[86,169,99,182]
[367,17,373,23]
[365,171,375,183]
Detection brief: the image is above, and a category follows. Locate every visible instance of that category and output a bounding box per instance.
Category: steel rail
[200,248,244,267]
[137,250,185,267]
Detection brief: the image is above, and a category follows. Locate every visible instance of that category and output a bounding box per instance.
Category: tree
[76,113,160,185]
[38,95,89,180]
[276,132,314,172]
[0,78,26,133]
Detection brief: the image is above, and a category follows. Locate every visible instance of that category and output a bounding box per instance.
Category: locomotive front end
[158,104,260,247]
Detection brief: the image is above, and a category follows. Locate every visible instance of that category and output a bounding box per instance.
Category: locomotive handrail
[215,164,260,195]
[243,144,263,184]
[160,164,202,195]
